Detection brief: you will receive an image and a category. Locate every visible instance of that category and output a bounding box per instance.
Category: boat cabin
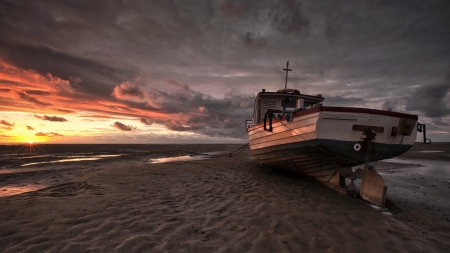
[247,89,325,127]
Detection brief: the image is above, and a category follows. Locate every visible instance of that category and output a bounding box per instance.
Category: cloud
[165,123,191,132]
[26,125,35,130]
[112,82,146,100]
[1,127,12,130]
[240,101,250,108]
[35,132,64,137]
[13,91,52,107]
[0,41,137,98]
[34,114,68,122]
[112,121,136,131]
[241,32,267,49]
[56,108,75,113]
[139,118,153,125]
[0,120,14,127]
[405,81,450,117]
[432,118,449,126]
[269,0,310,35]
[0,1,449,142]
[322,96,366,107]
[219,2,245,17]
[382,100,399,111]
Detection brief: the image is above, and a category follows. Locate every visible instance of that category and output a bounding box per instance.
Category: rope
[209,143,249,158]
[228,143,249,157]
[178,143,250,159]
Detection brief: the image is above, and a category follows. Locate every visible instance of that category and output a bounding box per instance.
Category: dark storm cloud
[34,114,68,122]
[432,118,449,126]
[1,0,450,141]
[0,41,135,97]
[241,32,267,49]
[405,81,450,117]
[132,81,254,138]
[382,100,399,111]
[112,82,145,100]
[0,120,14,127]
[269,0,310,35]
[219,1,245,17]
[165,123,192,132]
[14,91,52,107]
[112,121,136,131]
[322,96,366,107]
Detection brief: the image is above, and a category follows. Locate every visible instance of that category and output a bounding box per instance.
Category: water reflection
[384,158,450,178]
[0,184,46,197]
[21,154,123,167]
[149,151,224,164]
[150,154,210,164]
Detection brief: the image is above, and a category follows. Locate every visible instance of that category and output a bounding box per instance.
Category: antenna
[283,61,292,89]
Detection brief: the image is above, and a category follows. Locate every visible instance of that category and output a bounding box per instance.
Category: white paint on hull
[248,110,418,152]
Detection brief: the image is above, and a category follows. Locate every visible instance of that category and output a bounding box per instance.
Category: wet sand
[0,144,449,252]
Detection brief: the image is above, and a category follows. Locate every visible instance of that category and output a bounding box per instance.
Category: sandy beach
[1,144,449,252]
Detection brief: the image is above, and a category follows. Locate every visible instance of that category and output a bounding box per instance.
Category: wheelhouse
[246,89,325,128]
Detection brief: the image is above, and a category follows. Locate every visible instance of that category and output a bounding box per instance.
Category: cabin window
[303,102,316,109]
[283,99,297,112]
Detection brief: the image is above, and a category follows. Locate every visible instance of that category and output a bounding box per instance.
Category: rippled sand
[0,144,449,252]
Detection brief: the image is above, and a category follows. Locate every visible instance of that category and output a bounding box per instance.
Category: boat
[245,62,418,207]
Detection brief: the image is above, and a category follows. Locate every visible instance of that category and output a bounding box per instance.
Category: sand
[0,144,449,252]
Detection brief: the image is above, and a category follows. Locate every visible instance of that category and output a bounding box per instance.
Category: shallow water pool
[383,158,450,178]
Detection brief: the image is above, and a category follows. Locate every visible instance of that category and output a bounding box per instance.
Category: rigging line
[210,143,249,158]
[229,143,249,157]
[175,142,249,158]
[279,119,361,166]
[228,143,249,156]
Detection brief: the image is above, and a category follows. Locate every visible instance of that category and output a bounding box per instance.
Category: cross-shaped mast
[283,61,292,89]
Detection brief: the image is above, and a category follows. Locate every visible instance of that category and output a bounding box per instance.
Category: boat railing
[245,119,254,128]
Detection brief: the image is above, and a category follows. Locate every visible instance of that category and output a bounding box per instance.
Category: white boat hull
[247,106,418,183]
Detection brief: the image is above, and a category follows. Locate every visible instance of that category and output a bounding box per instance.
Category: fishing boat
[245,62,418,206]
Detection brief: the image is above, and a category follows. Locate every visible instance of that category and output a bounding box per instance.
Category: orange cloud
[1,60,173,123]
[0,120,14,127]
[35,132,64,137]
[13,90,52,107]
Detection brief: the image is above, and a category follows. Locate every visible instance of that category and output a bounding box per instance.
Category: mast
[283,61,292,89]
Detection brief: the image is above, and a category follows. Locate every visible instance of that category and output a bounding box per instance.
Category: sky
[0,0,449,144]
